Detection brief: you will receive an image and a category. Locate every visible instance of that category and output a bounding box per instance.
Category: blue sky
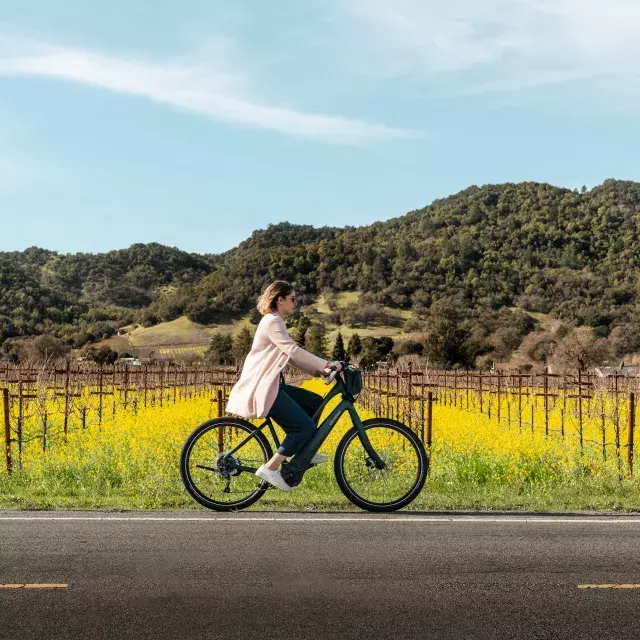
[1,0,639,255]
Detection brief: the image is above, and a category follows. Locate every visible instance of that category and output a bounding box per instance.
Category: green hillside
[2,179,640,366]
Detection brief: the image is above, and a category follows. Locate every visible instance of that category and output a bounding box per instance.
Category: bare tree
[551,326,612,371]
[520,331,558,364]
[6,334,71,365]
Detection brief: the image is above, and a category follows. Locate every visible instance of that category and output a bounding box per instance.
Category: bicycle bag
[343,365,362,397]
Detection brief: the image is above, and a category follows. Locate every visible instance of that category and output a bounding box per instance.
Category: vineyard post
[143,366,148,409]
[111,365,117,417]
[373,369,377,414]
[63,359,70,439]
[17,380,23,464]
[123,366,129,409]
[217,388,223,418]
[497,370,502,423]
[561,375,566,439]
[544,366,549,438]
[518,372,522,433]
[420,377,425,443]
[425,390,433,450]
[507,375,511,429]
[217,389,224,454]
[173,365,178,404]
[407,363,413,431]
[578,369,584,452]
[98,363,104,425]
[42,409,48,453]
[614,372,621,462]
[601,390,606,464]
[373,369,376,413]
[391,370,395,421]
[396,368,402,423]
[466,370,470,410]
[628,392,635,478]
[159,363,165,408]
[528,402,533,434]
[453,370,458,407]
[479,371,483,414]
[385,368,390,418]
[3,387,11,475]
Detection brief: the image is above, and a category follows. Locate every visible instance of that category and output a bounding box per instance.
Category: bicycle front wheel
[334,418,429,512]
[180,417,273,512]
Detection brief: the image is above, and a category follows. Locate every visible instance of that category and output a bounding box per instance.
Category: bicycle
[180,360,429,512]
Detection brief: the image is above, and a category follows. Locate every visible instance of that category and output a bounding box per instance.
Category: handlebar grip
[324,369,339,385]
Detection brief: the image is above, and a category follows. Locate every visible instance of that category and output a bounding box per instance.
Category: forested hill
[1,179,639,349]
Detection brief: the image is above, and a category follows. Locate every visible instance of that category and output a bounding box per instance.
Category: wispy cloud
[0,35,417,144]
[335,0,640,95]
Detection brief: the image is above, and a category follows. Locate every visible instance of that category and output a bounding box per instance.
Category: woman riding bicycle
[226,280,343,492]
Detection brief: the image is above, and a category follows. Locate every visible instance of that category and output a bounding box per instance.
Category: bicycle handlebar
[323,359,350,385]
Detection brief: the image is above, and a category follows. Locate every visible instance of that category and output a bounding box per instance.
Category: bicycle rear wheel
[334,418,429,512]
[180,417,273,511]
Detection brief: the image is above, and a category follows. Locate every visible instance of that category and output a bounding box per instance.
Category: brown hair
[257,280,294,316]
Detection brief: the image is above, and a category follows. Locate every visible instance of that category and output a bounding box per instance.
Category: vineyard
[359,366,640,479]
[1,362,639,511]
[156,347,209,357]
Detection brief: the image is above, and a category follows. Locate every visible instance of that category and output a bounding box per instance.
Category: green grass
[2,452,639,513]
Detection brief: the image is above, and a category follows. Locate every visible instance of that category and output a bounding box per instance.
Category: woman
[226,281,343,492]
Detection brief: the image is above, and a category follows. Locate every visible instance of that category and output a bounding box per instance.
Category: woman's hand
[322,361,343,377]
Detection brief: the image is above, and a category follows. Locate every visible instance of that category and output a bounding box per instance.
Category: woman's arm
[268,316,329,374]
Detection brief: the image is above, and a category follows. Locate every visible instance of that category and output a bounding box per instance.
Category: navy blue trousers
[268,380,323,456]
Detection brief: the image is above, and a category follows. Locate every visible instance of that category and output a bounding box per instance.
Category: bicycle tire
[180,416,273,512]
[334,418,429,512]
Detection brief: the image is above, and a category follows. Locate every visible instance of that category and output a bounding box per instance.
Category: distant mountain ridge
[1,179,639,351]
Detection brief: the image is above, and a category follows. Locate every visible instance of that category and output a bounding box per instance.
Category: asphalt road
[2,510,640,640]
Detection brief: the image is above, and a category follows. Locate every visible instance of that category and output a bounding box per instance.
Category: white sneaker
[310,452,329,464]
[255,465,291,492]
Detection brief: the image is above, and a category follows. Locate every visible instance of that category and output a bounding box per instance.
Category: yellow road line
[0,584,68,589]
[578,584,640,589]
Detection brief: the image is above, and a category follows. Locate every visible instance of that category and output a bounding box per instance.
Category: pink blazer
[225,311,329,419]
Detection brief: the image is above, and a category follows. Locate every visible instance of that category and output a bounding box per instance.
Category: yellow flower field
[1,378,639,511]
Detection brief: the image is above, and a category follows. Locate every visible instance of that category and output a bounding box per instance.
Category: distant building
[594,364,640,377]
[115,357,142,366]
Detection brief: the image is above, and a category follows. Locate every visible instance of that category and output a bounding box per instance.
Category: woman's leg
[281,383,323,420]
[265,386,317,470]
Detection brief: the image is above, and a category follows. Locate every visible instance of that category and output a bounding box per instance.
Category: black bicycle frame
[221,372,385,478]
